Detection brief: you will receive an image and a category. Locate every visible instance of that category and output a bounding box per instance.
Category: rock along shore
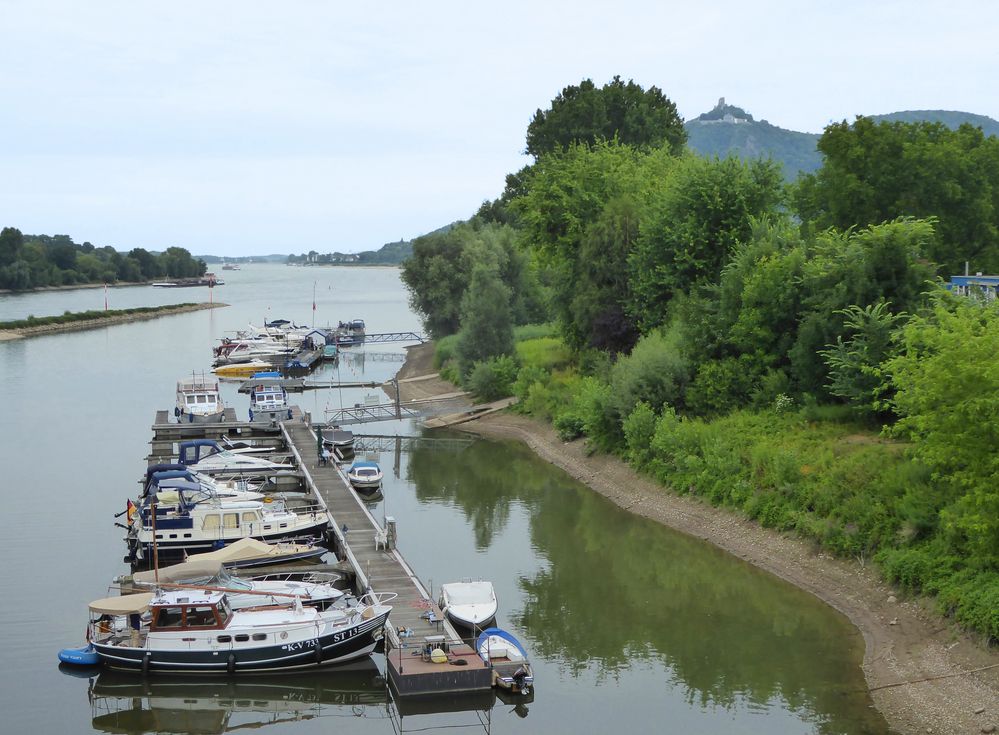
[0,302,228,341]
[393,342,999,735]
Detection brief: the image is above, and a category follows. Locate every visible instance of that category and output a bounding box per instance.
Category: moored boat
[438,580,497,631]
[476,627,534,694]
[246,377,293,429]
[129,558,344,611]
[175,375,226,423]
[86,588,391,674]
[178,439,292,475]
[322,427,355,458]
[213,360,274,378]
[346,461,383,492]
[187,536,327,568]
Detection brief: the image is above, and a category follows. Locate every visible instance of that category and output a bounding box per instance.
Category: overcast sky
[2,0,996,256]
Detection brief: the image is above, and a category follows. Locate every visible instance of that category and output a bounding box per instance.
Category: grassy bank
[436,327,999,642]
[0,302,226,339]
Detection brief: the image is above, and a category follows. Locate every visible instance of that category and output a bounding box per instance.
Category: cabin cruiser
[125,481,331,563]
[141,465,263,503]
[86,588,391,673]
[175,376,226,423]
[128,559,343,611]
[438,580,498,630]
[333,319,365,346]
[213,338,295,367]
[246,377,293,428]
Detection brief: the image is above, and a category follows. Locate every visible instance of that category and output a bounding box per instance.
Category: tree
[455,262,515,379]
[526,76,686,159]
[819,302,908,419]
[628,155,785,332]
[0,227,23,266]
[888,293,999,565]
[794,117,999,274]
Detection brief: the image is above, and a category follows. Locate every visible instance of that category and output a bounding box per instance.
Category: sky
[2,0,997,256]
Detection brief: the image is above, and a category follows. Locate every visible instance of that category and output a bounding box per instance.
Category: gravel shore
[394,342,999,735]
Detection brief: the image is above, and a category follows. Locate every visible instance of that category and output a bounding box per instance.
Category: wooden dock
[280,420,493,696]
[145,410,494,699]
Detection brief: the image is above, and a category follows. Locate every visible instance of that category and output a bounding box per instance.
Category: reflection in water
[87,662,387,734]
[407,437,892,735]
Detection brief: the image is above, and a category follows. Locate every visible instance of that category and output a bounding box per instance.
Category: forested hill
[685,99,999,178]
[285,222,456,265]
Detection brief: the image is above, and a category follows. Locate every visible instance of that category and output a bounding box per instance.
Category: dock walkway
[281,420,492,696]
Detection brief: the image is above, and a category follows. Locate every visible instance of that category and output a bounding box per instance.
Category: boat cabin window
[241,511,258,523]
[217,635,232,643]
[153,607,184,628]
[203,514,221,531]
[252,633,267,641]
[185,606,217,628]
[223,513,238,529]
[186,396,197,405]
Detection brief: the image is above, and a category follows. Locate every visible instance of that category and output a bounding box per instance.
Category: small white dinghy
[438,580,497,630]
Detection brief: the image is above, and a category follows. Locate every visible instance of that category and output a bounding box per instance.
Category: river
[0,264,892,734]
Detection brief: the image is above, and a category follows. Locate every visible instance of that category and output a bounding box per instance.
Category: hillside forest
[401,76,999,641]
[0,229,206,290]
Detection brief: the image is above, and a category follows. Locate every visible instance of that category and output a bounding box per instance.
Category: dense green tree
[401,222,542,339]
[0,227,23,266]
[629,155,785,332]
[526,76,686,159]
[819,302,908,419]
[794,117,999,274]
[455,262,515,378]
[128,247,162,279]
[888,293,999,566]
[514,140,661,350]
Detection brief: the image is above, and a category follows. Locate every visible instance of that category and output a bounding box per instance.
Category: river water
[0,265,892,734]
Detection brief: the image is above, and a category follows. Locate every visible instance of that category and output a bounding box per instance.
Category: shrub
[513,323,557,341]
[623,401,657,467]
[466,355,519,401]
[434,334,459,369]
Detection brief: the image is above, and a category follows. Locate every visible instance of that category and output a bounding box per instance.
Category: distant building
[948,274,999,301]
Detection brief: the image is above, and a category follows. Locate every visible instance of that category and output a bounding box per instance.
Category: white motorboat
[175,375,226,423]
[213,338,295,366]
[346,461,383,491]
[438,580,498,630]
[178,440,292,475]
[129,559,343,611]
[85,588,391,674]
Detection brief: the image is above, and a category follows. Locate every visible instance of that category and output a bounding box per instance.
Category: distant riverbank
[393,341,999,735]
[0,302,227,340]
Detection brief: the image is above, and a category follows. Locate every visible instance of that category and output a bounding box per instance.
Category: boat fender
[227,653,236,674]
[174,407,180,417]
[314,644,323,664]
[142,652,151,674]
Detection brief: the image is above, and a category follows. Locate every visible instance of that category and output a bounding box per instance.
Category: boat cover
[442,581,494,606]
[189,537,300,564]
[133,559,223,585]
[89,592,155,615]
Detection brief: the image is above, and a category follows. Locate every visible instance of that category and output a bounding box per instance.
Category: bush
[466,355,519,401]
[623,401,657,467]
[434,335,459,369]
